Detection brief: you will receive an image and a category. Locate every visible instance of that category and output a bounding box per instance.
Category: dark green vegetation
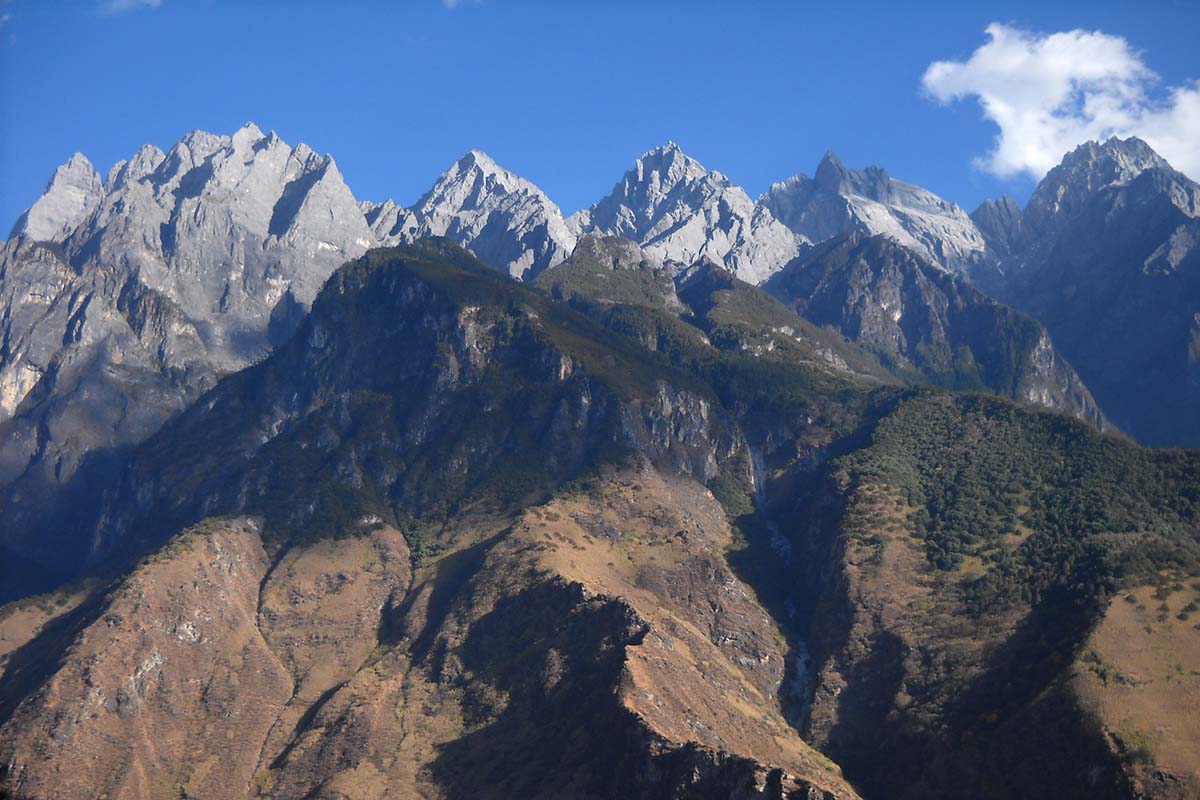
[536,237,1200,798]
[5,237,1200,800]
[788,389,1200,800]
[841,391,1200,593]
[81,239,722,571]
[537,238,897,449]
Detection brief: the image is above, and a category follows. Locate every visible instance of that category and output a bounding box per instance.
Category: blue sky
[2,0,1198,232]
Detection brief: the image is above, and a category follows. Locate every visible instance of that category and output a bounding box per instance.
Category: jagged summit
[1022,136,1180,235]
[231,120,265,147]
[401,148,578,280]
[457,147,502,171]
[815,154,893,201]
[819,149,842,166]
[0,124,377,554]
[419,148,545,205]
[981,134,1200,447]
[975,194,1021,214]
[105,143,167,190]
[1065,136,1170,175]
[569,142,802,283]
[640,140,685,158]
[812,149,850,184]
[762,151,987,272]
[9,152,103,241]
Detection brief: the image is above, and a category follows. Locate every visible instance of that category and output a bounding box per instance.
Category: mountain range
[2,124,1200,799]
[4,122,1195,593]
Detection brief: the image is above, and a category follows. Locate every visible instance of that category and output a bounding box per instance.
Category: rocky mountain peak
[457,147,504,173]
[105,143,167,191]
[230,120,266,152]
[399,150,577,279]
[1064,136,1170,179]
[817,149,843,169]
[417,148,542,212]
[178,128,229,164]
[763,153,986,272]
[361,198,419,242]
[812,150,847,187]
[569,144,802,283]
[980,194,1021,215]
[1024,136,1178,233]
[9,152,104,241]
[813,151,893,202]
[633,140,710,185]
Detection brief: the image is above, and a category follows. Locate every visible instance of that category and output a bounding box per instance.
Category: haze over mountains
[3,121,1200,800]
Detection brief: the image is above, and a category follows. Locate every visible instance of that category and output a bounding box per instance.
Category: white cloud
[99,0,162,14]
[922,23,1200,180]
[442,0,483,8]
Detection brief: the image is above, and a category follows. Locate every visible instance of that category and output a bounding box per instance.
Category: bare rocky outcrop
[0,472,859,800]
[378,149,578,280]
[969,195,1024,258]
[570,143,804,284]
[764,231,1106,428]
[8,154,104,243]
[761,152,989,273]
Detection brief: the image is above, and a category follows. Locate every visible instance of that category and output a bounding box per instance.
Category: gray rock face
[1021,137,1174,240]
[9,153,104,242]
[0,122,378,589]
[390,150,578,280]
[361,198,420,243]
[761,152,989,273]
[569,143,803,284]
[764,231,1106,428]
[970,195,1024,258]
[983,137,1200,446]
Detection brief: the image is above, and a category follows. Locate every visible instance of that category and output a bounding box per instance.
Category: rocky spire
[404,149,578,280]
[10,153,104,241]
